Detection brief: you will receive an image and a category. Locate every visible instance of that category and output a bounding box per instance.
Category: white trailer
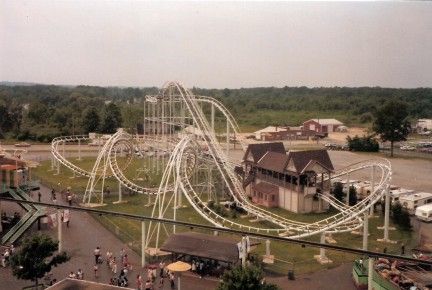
[399,192,432,214]
[415,204,432,222]
[390,188,415,204]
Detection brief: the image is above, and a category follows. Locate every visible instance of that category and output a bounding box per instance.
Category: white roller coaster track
[51,81,391,239]
[160,136,389,238]
[51,135,92,177]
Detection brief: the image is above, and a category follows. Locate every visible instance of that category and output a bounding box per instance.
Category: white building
[416,119,432,132]
[253,126,287,140]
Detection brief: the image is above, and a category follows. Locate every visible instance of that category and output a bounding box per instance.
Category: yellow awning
[166,261,191,272]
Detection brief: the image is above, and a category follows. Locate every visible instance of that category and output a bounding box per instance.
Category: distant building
[416,119,432,132]
[302,119,343,134]
[253,126,317,141]
[241,142,333,213]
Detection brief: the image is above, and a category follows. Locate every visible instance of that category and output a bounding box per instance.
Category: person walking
[93,265,98,278]
[77,268,83,280]
[136,274,143,290]
[159,260,165,277]
[63,210,70,228]
[120,248,126,260]
[144,279,152,290]
[169,272,175,289]
[94,246,101,265]
[67,193,72,206]
[112,260,118,275]
[106,250,113,267]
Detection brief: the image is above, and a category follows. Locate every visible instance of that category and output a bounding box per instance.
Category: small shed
[161,232,257,264]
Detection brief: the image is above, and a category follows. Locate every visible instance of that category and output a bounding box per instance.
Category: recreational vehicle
[399,192,432,214]
[415,204,432,222]
[389,187,415,204]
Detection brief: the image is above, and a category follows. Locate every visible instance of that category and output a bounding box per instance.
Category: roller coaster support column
[320,233,326,260]
[315,232,332,264]
[118,181,122,203]
[363,211,369,250]
[56,159,60,175]
[211,103,215,131]
[226,120,230,158]
[346,172,350,206]
[378,186,395,243]
[370,166,375,216]
[266,239,271,256]
[77,139,81,161]
[383,186,390,240]
[141,221,146,267]
[241,236,247,267]
[57,209,63,252]
[368,257,374,290]
[62,140,65,158]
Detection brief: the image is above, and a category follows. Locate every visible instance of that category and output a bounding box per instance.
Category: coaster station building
[241,142,334,213]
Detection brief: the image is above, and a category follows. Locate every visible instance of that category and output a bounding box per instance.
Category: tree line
[0,84,431,141]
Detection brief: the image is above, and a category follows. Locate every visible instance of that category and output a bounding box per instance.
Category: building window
[271,195,275,202]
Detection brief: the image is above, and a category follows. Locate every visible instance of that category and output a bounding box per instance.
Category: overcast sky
[1,1,431,88]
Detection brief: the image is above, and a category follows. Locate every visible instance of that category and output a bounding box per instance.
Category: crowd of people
[135,261,176,290]
[67,268,84,280]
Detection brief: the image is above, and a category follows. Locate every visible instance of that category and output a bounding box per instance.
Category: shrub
[347,135,379,152]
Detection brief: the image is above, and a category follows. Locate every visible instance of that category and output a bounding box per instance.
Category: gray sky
[1,1,431,88]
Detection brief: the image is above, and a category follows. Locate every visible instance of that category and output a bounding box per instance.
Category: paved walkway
[0,184,218,290]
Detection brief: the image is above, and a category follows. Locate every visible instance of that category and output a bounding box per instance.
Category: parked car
[14,142,31,148]
[400,145,416,151]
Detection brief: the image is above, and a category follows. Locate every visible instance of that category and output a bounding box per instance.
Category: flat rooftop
[399,192,432,201]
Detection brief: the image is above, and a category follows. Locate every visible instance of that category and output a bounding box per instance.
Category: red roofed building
[302,118,343,134]
[242,143,333,213]
[0,156,30,189]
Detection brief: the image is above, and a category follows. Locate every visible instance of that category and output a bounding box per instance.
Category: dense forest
[0,84,431,142]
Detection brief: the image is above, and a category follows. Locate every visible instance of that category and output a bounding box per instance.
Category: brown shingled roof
[160,232,241,263]
[287,150,334,173]
[257,151,289,172]
[0,156,26,167]
[242,142,285,163]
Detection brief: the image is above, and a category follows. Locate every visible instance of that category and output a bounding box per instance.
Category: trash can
[287,270,295,280]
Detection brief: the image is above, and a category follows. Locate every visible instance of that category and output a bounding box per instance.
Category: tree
[391,202,411,230]
[101,103,122,133]
[332,182,344,203]
[82,107,100,133]
[373,100,411,157]
[348,185,358,206]
[10,234,69,286]
[217,265,279,290]
[346,135,379,152]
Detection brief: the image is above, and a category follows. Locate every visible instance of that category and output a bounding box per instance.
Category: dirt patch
[327,127,368,144]
[328,151,432,192]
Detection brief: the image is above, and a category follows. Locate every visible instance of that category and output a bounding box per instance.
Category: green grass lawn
[32,158,414,275]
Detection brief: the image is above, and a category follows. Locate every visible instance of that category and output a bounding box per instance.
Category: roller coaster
[51,81,392,249]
